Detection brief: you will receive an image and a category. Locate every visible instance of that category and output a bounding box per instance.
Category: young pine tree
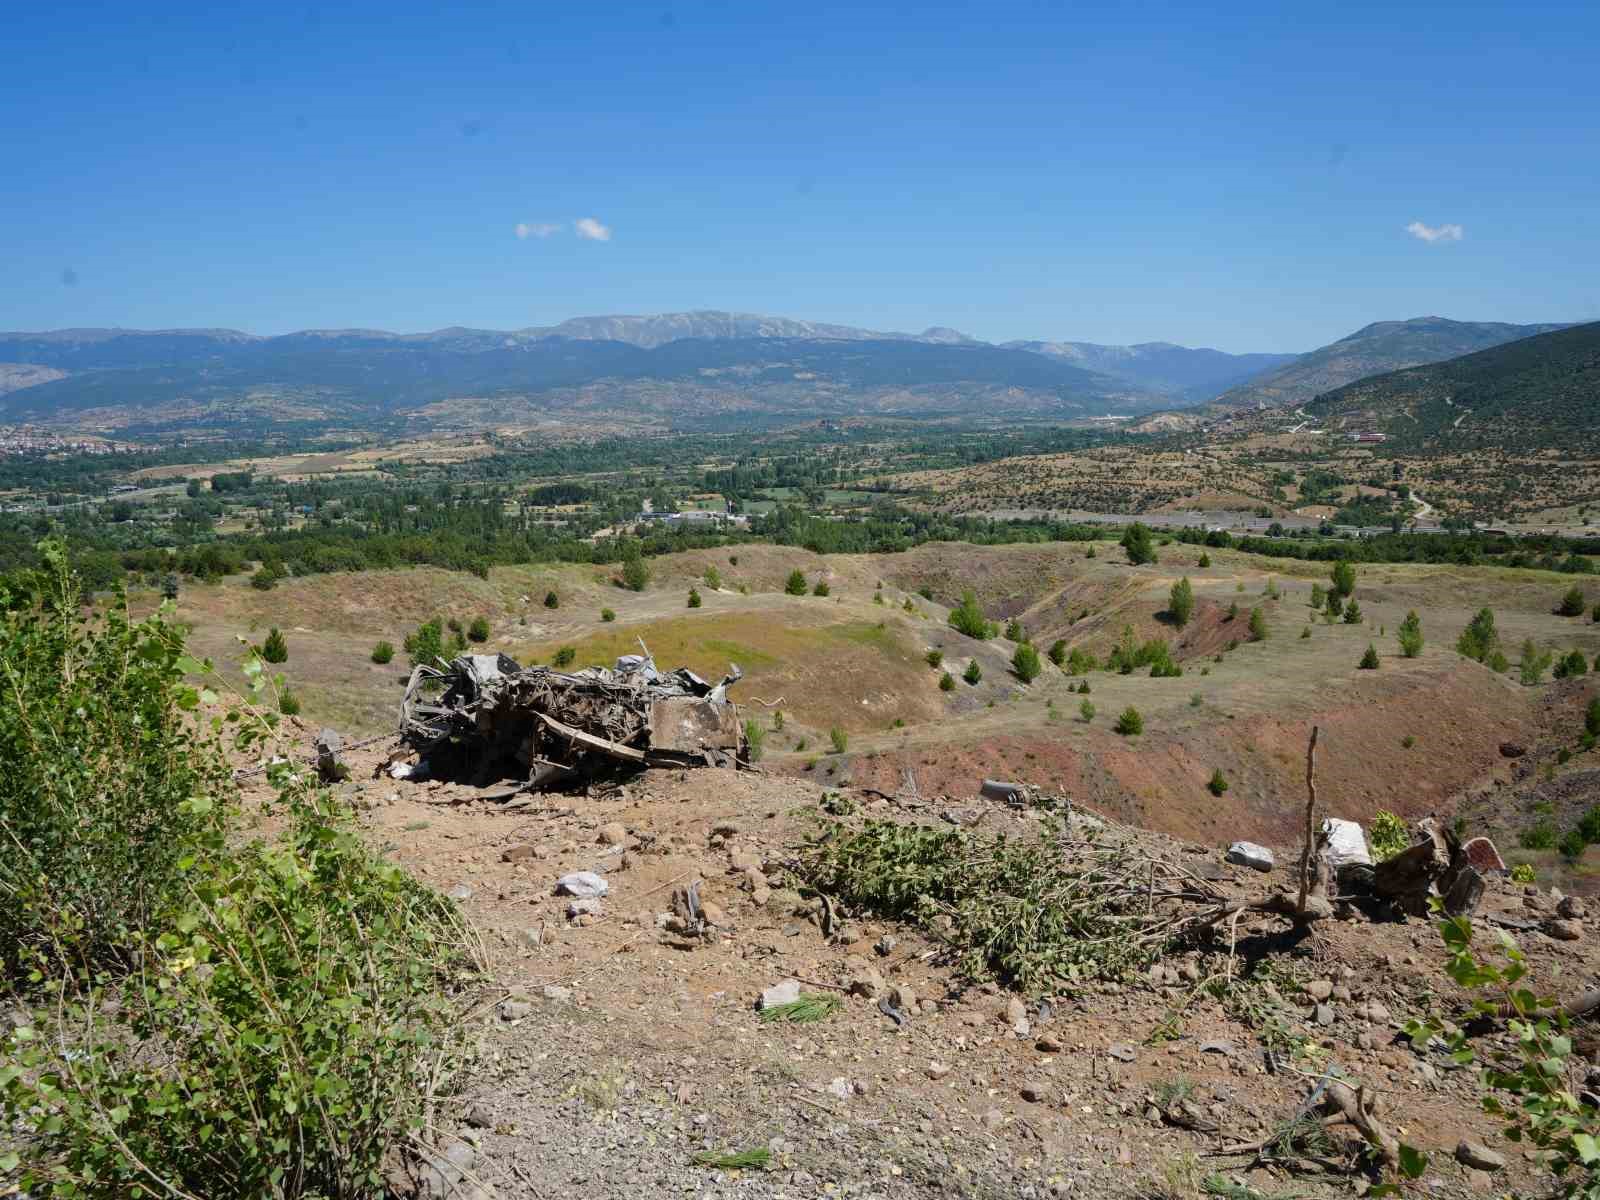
[1397,610,1423,657]
[1168,577,1195,628]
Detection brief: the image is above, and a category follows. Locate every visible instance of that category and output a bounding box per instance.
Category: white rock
[760,979,802,1009]
[1226,841,1275,873]
[1321,818,1372,869]
[554,871,608,899]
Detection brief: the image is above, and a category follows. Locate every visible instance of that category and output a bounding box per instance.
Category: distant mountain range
[0,310,1580,436]
[1306,321,1600,451]
[1001,340,1298,403]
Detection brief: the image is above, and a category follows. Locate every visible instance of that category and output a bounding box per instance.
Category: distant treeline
[1170,526,1598,572]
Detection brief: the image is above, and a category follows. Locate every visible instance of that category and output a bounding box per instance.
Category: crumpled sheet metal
[399,652,745,788]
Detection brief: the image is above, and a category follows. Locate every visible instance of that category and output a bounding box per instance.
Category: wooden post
[1296,726,1320,916]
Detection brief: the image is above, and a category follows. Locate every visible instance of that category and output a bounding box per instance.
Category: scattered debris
[1371,817,1485,917]
[554,871,609,899]
[1226,842,1275,873]
[759,980,802,1010]
[399,651,745,793]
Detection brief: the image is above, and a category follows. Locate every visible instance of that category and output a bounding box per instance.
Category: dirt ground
[241,732,1600,1200]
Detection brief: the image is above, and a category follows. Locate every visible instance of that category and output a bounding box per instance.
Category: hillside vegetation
[1209,316,1570,413]
[1307,320,1600,451]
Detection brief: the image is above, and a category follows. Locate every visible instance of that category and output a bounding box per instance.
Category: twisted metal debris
[399,652,745,790]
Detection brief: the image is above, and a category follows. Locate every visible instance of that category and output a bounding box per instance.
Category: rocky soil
[256,737,1600,1200]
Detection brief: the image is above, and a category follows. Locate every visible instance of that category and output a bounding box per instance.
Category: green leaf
[1575,1133,1600,1164]
[1398,1143,1427,1179]
[176,655,206,676]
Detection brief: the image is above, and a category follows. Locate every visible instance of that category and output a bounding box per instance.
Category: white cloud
[574,216,612,242]
[1405,220,1464,243]
[514,221,561,240]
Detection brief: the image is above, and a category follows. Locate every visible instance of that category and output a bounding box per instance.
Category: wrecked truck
[399,652,746,791]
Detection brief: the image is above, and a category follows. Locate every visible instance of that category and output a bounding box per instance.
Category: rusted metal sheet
[649,695,742,755]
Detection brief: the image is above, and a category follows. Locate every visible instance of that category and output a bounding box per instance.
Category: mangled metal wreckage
[399,652,746,791]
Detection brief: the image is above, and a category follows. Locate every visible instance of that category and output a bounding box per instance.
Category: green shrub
[772,709,785,730]
[467,615,491,642]
[1114,706,1143,736]
[1011,642,1042,683]
[949,590,997,639]
[1520,822,1557,850]
[1300,625,1311,639]
[1309,582,1326,609]
[622,556,650,592]
[544,590,560,609]
[813,579,831,597]
[1397,610,1423,658]
[1066,646,1097,674]
[1510,862,1536,884]
[370,640,395,664]
[963,659,982,685]
[1557,585,1586,617]
[0,549,232,974]
[261,626,288,663]
[1047,638,1067,666]
[1402,734,1416,748]
[2,787,472,1200]
[278,689,301,715]
[1330,559,1356,598]
[1368,810,1410,861]
[704,565,721,590]
[404,617,446,668]
[1248,607,1268,642]
[1554,649,1589,679]
[1120,522,1156,565]
[1457,607,1499,663]
[601,607,616,622]
[1587,696,1600,738]
[1487,649,1511,674]
[1168,577,1195,628]
[925,648,944,668]
[1206,769,1227,797]
[1198,552,1211,568]
[1342,599,1363,625]
[1359,644,1380,669]
[1559,828,1587,859]
[743,719,766,762]
[552,645,577,668]
[687,586,702,608]
[829,726,849,754]
[1004,617,1026,642]
[1079,698,1095,723]
[939,671,956,691]
[785,569,808,596]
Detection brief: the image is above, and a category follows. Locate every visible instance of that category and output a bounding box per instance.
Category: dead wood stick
[1297,725,1319,917]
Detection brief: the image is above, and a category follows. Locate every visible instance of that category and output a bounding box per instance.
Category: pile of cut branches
[792,816,1229,993]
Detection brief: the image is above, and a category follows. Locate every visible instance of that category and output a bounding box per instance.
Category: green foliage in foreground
[370,639,395,664]
[0,546,476,1199]
[1403,913,1600,1198]
[0,545,233,973]
[1114,706,1144,736]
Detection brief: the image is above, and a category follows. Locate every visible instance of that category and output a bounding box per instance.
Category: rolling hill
[1306,320,1600,451]
[1210,317,1571,413]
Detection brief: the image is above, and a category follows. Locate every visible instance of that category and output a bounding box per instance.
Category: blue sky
[4,1,1597,352]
